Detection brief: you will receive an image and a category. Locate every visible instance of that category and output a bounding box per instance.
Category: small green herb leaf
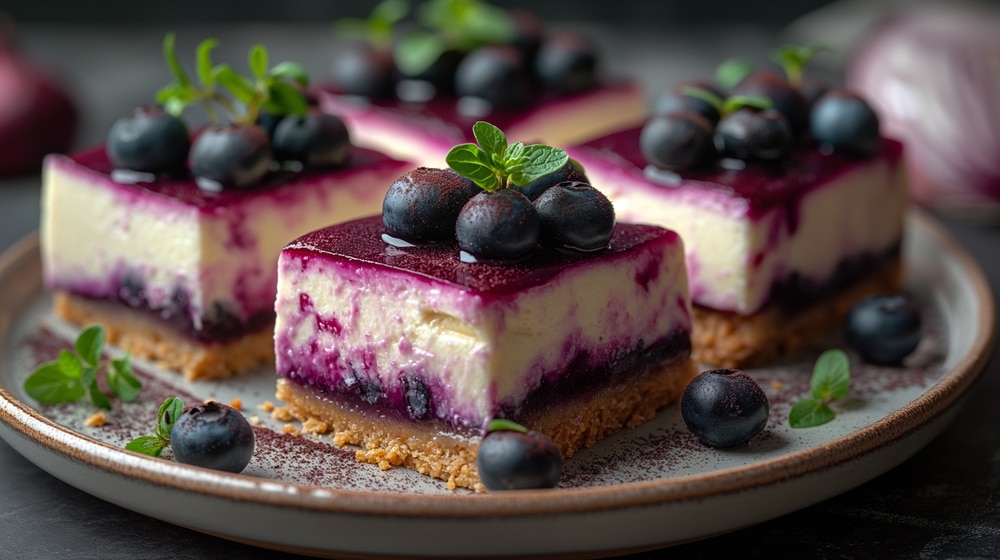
[264,80,309,117]
[789,349,851,428]
[716,58,754,89]
[680,86,724,112]
[509,145,569,187]
[195,38,219,87]
[721,94,772,115]
[268,61,310,88]
[487,418,528,433]
[771,43,830,88]
[446,121,569,191]
[127,397,184,457]
[248,44,269,80]
[108,355,142,402]
[23,362,84,404]
[163,32,190,87]
[394,30,445,77]
[788,398,836,428]
[213,64,256,105]
[125,435,168,457]
[75,325,104,367]
[22,325,140,409]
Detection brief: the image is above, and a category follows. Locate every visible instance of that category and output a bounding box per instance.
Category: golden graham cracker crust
[275,356,698,492]
[53,292,274,381]
[692,260,904,369]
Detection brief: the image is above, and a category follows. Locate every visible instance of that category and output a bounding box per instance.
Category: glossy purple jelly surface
[576,126,905,219]
[283,215,682,298]
[70,144,403,210]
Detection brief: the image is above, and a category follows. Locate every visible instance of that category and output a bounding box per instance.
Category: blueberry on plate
[107,105,190,172]
[382,167,481,243]
[476,425,562,490]
[810,89,881,157]
[272,111,352,168]
[650,79,725,125]
[518,160,588,201]
[456,188,540,261]
[330,39,395,99]
[714,108,792,162]
[640,112,716,171]
[846,293,922,365]
[533,181,615,251]
[170,401,255,473]
[189,123,273,189]
[681,369,770,448]
[731,70,809,137]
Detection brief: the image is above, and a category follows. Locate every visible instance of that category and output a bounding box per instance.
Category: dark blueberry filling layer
[279,328,691,436]
[766,242,902,314]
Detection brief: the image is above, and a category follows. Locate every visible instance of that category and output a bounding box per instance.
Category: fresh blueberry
[533,30,598,95]
[330,39,395,99]
[272,110,352,168]
[476,428,562,490]
[382,167,481,243]
[651,79,724,125]
[846,294,922,365]
[640,112,717,171]
[732,71,809,137]
[258,90,318,138]
[714,108,792,162]
[681,369,770,448]
[810,89,881,157]
[454,45,531,110]
[456,189,540,261]
[404,376,432,420]
[106,105,190,172]
[170,401,255,473]
[190,123,273,189]
[518,160,589,201]
[533,181,615,251]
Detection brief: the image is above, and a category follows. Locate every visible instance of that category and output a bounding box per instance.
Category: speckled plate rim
[0,209,994,538]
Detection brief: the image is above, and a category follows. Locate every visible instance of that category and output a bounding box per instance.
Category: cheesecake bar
[273,216,696,491]
[318,80,646,169]
[569,129,907,367]
[41,146,411,380]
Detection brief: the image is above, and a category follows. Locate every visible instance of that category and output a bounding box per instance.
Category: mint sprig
[125,397,184,457]
[486,418,528,433]
[715,57,755,90]
[788,349,851,428]
[395,0,515,76]
[23,325,141,410]
[446,121,568,191]
[681,86,772,116]
[771,43,830,88]
[155,33,310,125]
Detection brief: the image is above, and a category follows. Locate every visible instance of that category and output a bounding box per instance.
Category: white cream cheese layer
[573,152,908,315]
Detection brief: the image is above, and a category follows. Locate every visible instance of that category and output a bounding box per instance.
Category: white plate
[0,210,993,558]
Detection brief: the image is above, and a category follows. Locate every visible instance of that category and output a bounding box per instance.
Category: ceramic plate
[0,210,993,559]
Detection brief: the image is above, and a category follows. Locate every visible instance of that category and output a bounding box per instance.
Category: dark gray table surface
[2,20,1000,560]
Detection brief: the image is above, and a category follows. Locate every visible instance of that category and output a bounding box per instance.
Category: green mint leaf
[394,30,446,77]
[263,80,309,117]
[721,94,772,115]
[680,86,724,113]
[487,418,528,433]
[86,378,111,411]
[75,325,105,368]
[811,349,850,400]
[213,65,256,105]
[196,38,219,87]
[108,355,142,402]
[269,61,310,88]
[716,58,754,89]
[508,145,568,187]
[248,44,269,81]
[23,362,85,404]
[58,349,84,379]
[163,32,190,88]
[503,141,525,166]
[156,397,184,441]
[472,121,507,160]
[446,143,500,191]
[458,3,515,45]
[370,0,409,35]
[789,398,836,428]
[771,43,830,88]
[125,436,168,457]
